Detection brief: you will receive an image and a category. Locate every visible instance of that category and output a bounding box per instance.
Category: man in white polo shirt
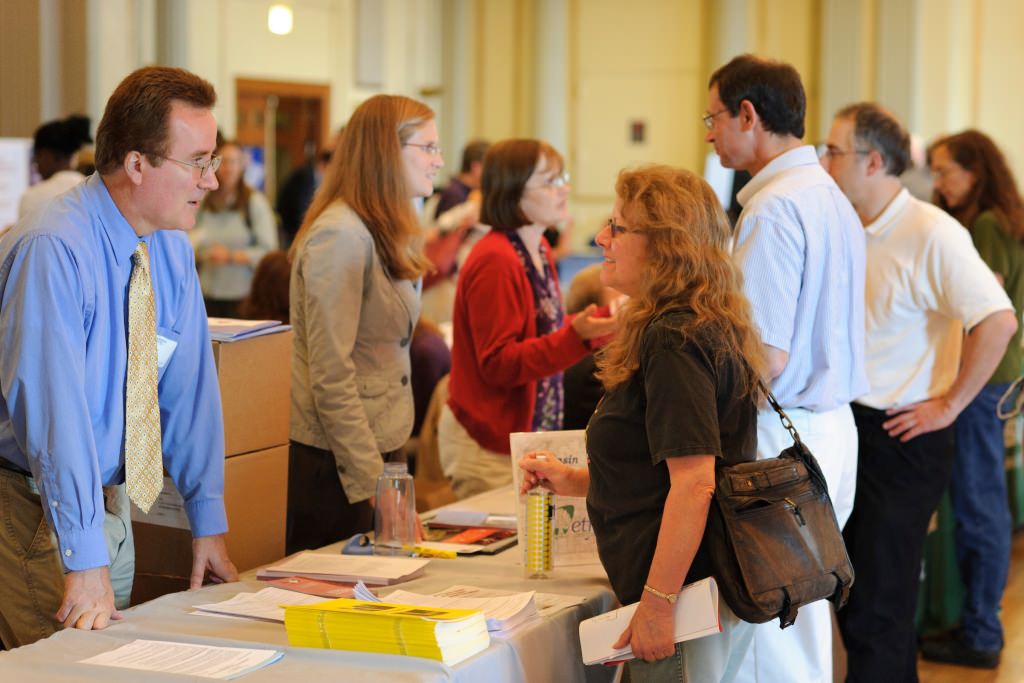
[821,102,1016,680]
[706,54,869,683]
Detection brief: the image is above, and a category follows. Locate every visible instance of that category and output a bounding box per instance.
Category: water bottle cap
[383,462,408,474]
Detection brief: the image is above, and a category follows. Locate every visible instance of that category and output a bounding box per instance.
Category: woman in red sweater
[440,139,616,498]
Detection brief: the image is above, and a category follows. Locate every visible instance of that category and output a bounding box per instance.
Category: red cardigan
[447,231,590,454]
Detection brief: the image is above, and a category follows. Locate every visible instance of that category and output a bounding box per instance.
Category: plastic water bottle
[373,462,417,556]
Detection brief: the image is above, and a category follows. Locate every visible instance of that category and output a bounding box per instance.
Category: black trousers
[838,404,956,683]
[285,441,376,555]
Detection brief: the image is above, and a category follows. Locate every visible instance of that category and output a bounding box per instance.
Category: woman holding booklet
[520,166,763,681]
[287,95,442,552]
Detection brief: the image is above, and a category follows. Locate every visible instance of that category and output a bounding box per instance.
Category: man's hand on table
[58,566,122,630]
[191,534,239,589]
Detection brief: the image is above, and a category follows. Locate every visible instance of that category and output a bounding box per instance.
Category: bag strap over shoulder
[759,382,832,496]
[760,383,804,446]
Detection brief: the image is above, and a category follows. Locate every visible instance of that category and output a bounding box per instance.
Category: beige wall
[567,0,709,244]
[818,0,1024,180]
[9,0,1024,213]
[0,0,42,138]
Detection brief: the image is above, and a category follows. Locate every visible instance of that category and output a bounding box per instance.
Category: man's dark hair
[95,66,216,175]
[460,139,490,174]
[709,54,806,139]
[33,115,92,158]
[836,102,910,176]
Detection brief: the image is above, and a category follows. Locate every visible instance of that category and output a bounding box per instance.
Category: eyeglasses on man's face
[817,144,871,160]
[150,153,222,178]
[606,218,636,238]
[703,108,729,130]
[404,142,442,156]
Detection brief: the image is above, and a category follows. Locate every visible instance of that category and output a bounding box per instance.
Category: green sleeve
[971,211,1012,278]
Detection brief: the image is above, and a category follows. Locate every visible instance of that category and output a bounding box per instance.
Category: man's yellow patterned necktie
[125,242,163,512]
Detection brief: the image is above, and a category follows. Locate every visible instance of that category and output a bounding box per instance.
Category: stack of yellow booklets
[284,598,491,666]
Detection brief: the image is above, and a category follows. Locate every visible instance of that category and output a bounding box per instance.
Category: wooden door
[235,78,330,205]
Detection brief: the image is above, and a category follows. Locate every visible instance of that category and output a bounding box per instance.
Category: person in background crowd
[18,114,93,218]
[521,165,763,681]
[899,133,933,201]
[562,263,621,430]
[440,138,616,499]
[705,54,868,683]
[287,95,441,553]
[191,139,278,318]
[434,138,489,218]
[409,319,451,442]
[0,66,237,648]
[238,249,291,323]
[921,129,1024,669]
[822,103,1016,679]
[277,143,335,249]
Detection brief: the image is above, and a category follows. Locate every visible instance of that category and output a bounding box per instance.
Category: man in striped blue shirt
[705,55,869,683]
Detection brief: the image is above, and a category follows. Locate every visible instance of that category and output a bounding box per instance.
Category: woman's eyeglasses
[404,142,442,156]
[606,218,635,238]
[527,172,571,190]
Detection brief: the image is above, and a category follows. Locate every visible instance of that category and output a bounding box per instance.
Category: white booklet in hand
[578,577,721,665]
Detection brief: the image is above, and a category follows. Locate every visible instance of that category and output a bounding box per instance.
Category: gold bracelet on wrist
[643,583,678,604]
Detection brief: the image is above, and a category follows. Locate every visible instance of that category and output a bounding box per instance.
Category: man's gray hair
[836,102,911,177]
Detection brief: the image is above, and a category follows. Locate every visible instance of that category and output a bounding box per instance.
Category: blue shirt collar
[84,173,149,267]
[737,145,820,208]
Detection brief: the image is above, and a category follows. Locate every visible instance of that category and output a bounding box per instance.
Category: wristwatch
[643,583,679,604]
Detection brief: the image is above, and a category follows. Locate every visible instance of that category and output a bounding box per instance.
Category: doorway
[235,78,330,207]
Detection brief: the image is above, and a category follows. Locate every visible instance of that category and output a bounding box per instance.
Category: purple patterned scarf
[506,231,564,431]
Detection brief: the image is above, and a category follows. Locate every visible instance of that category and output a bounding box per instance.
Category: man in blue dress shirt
[0,66,238,648]
[705,55,869,683]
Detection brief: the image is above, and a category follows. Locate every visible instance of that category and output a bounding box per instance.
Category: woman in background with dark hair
[440,138,615,499]
[18,115,92,218]
[924,130,1024,668]
[287,95,442,552]
[192,139,278,318]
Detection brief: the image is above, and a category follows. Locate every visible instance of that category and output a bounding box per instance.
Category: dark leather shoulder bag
[706,392,854,628]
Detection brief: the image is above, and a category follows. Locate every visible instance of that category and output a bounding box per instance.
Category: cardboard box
[212,330,293,457]
[131,445,289,605]
[222,444,288,572]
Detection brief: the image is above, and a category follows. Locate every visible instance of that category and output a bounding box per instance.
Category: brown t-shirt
[585,310,757,604]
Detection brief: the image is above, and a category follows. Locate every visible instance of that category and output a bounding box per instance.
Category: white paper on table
[428,509,518,530]
[532,592,586,617]
[80,639,283,679]
[431,584,584,619]
[429,509,488,526]
[382,586,538,631]
[193,587,329,623]
[578,577,721,665]
[510,430,600,567]
[260,552,429,584]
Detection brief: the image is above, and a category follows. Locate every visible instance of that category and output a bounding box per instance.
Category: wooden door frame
[235,78,331,147]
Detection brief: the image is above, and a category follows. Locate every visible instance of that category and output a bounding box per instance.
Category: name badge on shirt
[156,335,178,369]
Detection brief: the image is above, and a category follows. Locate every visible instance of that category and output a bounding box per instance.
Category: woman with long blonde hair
[287,95,442,552]
[521,165,764,681]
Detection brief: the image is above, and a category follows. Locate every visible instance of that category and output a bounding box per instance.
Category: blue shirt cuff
[57,523,111,572]
[185,496,228,538]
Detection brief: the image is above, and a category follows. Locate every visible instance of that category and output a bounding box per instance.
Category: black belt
[0,458,32,477]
